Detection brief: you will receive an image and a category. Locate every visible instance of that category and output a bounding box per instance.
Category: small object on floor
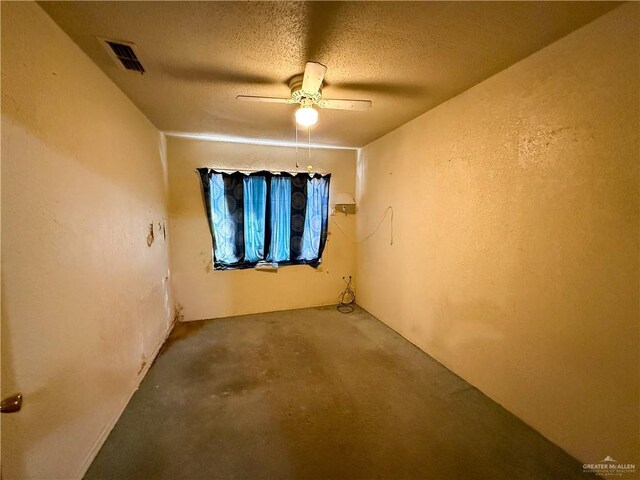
[337,275,355,313]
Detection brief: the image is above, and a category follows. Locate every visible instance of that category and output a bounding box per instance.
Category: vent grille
[100,38,145,74]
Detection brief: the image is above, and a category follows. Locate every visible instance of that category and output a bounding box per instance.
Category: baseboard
[75,318,177,478]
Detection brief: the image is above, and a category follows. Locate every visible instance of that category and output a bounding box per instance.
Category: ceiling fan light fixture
[237,62,371,131]
[295,105,318,127]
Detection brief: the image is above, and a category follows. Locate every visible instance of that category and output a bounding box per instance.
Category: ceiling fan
[236,62,372,127]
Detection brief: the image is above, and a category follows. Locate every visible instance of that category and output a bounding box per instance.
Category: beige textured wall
[167,137,356,321]
[356,4,639,464]
[1,3,174,478]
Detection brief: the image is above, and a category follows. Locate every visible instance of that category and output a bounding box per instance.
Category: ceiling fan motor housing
[236,63,371,111]
[289,74,322,103]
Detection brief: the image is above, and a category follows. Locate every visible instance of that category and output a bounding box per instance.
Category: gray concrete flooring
[85,305,592,480]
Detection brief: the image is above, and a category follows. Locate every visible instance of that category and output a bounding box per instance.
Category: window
[197,169,331,270]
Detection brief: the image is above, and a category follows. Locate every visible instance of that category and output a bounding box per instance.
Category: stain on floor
[85,305,593,480]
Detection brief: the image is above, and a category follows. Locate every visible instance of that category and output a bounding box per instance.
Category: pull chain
[295,122,299,168]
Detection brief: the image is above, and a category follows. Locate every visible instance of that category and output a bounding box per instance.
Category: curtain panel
[197,169,331,270]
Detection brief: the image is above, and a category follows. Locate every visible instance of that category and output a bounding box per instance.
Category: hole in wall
[147,223,155,246]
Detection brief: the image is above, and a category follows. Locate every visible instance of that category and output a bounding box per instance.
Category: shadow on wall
[3,101,163,204]
[0,303,137,478]
[426,295,506,377]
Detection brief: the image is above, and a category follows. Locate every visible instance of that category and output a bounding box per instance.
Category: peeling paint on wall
[146,223,155,246]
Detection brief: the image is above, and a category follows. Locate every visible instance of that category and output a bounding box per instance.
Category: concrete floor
[86,305,592,480]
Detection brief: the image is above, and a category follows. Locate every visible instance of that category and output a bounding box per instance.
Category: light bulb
[295,105,318,127]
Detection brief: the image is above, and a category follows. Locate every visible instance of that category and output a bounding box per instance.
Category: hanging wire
[294,121,299,168]
[331,206,394,245]
[337,276,356,314]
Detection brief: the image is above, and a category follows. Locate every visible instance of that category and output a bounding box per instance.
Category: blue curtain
[243,176,267,262]
[301,177,330,260]
[209,173,244,264]
[268,177,291,262]
[197,169,330,270]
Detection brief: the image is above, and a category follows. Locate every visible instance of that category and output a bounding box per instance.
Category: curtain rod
[195,167,326,175]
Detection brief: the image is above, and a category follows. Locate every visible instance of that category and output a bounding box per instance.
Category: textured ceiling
[40,1,619,148]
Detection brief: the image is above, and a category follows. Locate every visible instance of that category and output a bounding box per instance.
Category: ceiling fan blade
[316,98,372,111]
[302,62,327,95]
[236,95,295,104]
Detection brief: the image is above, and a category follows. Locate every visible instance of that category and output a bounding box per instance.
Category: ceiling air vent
[99,38,145,74]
